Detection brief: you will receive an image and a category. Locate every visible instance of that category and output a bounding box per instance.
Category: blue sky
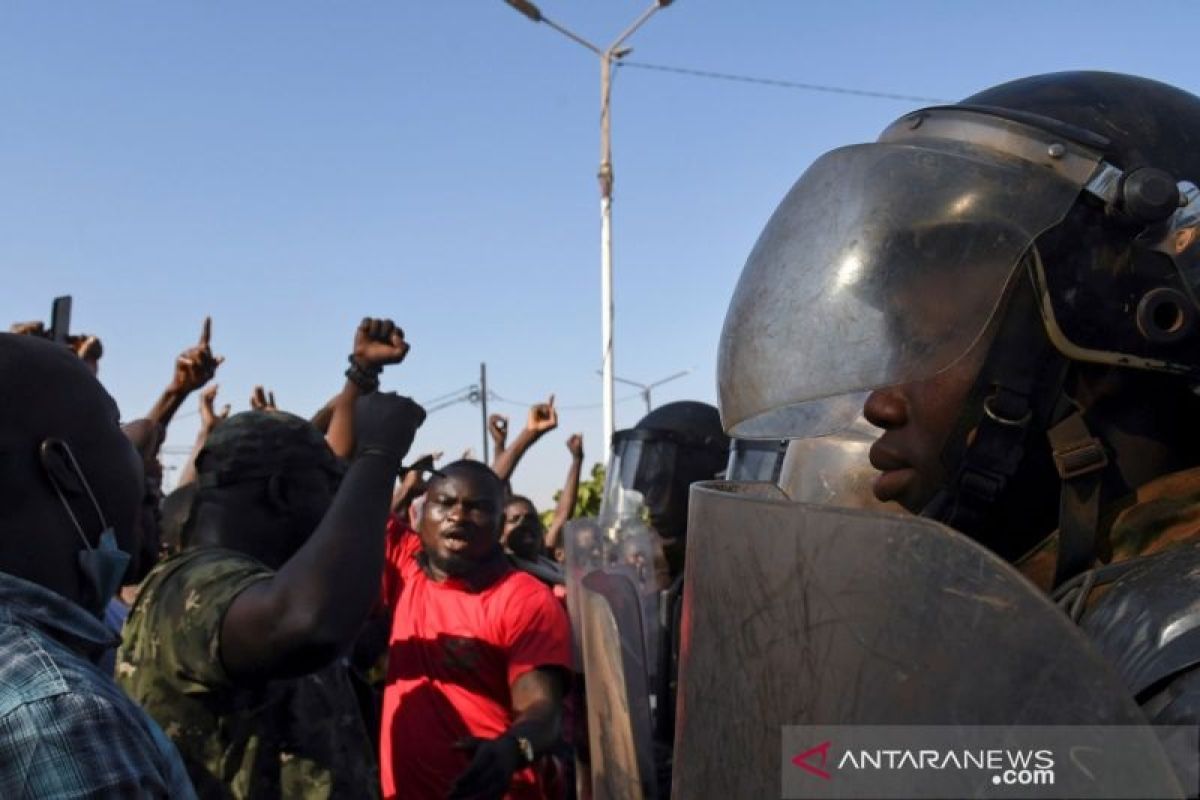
[2,1,1195,507]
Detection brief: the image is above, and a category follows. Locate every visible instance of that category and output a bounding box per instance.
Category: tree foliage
[540,462,605,528]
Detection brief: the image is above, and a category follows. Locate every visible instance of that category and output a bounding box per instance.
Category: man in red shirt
[380,460,572,800]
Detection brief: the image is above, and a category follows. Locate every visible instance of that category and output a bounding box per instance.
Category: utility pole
[480,362,490,463]
[502,0,675,449]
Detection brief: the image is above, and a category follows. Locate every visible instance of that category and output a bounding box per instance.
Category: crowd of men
[8,68,1200,799]
[0,315,609,799]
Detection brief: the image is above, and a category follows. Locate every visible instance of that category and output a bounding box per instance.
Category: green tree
[540,462,605,528]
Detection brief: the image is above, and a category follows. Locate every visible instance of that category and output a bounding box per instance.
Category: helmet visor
[725,439,788,483]
[719,136,1095,438]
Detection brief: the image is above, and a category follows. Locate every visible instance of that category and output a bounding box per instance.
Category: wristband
[345,355,382,394]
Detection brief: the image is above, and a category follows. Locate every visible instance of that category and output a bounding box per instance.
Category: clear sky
[2,1,1195,507]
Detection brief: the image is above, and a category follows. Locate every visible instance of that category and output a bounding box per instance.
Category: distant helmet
[602,401,729,538]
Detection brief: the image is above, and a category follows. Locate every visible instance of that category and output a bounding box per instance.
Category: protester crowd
[1,314,599,799]
[14,66,1200,800]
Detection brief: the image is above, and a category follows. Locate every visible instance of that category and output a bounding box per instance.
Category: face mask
[43,440,132,616]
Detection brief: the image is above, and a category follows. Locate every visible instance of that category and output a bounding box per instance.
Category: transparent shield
[718,139,1094,439]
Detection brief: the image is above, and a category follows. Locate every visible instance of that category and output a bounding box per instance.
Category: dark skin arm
[390,452,441,516]
[545,434,584,553]
[310,396,337,434]
[220,389,424,682]
[488,414,509,468]
[177,384,230,488]
[326,318,410,459]
[221,449,397,680]
[449,667,567,800]
[492,396,558,483]
[146,317,224,430]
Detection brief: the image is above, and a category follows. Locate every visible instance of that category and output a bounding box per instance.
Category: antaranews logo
[790,742,1055,787]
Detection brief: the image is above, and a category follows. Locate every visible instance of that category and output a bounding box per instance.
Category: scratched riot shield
[671,481,1187,800]
[565,507,660,800]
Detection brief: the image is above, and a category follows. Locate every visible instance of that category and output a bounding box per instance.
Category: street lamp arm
[542,17,604,55]
[608,3,661,55]
[500,0,603,54]
[646,369,692,390]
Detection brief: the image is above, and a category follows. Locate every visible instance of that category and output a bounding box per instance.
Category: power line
[422,384,477,406]
[488,390,643,412]
[617,60,951,104]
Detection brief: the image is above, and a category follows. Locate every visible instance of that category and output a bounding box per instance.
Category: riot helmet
[603,401,728,542]
[718,71,1200,584]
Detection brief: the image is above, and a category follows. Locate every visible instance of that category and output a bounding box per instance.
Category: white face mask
[42,439,131,616]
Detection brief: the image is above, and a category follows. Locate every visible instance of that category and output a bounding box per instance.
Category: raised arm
[220,389,425,681]
[546,434,584,553]
[488,414,509,469]
[146,317,224,430]
[176,384,230,488]
[492,395,558,483]
[391,452,442,516]
[326,318,410,459]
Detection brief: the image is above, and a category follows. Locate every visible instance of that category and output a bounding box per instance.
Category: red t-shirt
[379,517,573,800]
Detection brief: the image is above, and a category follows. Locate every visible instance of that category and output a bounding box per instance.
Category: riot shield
[565,516,660,800]
[577,570,657,800]
[672,481,1186,799]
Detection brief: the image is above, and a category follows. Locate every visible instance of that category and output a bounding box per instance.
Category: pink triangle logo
[792,740,833,780]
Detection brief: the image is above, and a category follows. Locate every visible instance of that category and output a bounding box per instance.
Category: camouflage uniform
[1018,466,1200,591]
[117,546,379,799]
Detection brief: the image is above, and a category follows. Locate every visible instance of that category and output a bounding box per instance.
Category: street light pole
[610,369,692,415]
[502,0,674,450]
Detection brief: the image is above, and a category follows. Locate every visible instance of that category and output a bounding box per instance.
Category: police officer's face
[419,471,502,576]
[862,344,988,513]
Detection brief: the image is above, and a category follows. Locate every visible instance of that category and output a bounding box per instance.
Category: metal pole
[480,362,490,463]
[599,53,616,451]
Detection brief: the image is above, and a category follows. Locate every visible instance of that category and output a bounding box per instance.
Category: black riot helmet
[603,401,729,542]
[719,72,1200,585]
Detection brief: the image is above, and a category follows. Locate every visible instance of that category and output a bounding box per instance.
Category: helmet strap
[923,257,1070,552]
[1046,410,1111,586]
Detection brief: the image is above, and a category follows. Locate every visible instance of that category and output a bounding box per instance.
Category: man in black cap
[118,319,424,799]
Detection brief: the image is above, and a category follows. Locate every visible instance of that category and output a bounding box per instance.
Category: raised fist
[567,433,584,460]
[353,318,409,370]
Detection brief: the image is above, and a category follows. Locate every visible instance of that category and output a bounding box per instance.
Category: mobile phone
[49,296,72,343]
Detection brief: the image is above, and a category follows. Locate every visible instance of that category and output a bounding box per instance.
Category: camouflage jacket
[117,546,379,799]
[1018,466,1200,590]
